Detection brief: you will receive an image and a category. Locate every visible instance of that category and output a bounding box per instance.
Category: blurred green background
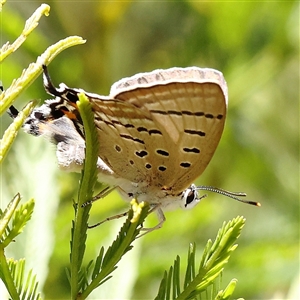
[1,1,299,299]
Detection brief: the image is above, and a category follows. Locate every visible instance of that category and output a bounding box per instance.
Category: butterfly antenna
[196,186,261,206]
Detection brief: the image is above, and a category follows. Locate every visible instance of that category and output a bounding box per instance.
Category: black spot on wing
[137,126,148,132]
[158,166,167,172]
[150,109,222,119]
[135,150,148,158]
[115,145,121,152]
[184,129,206,137]
[149,129,162,135]
[180,162,191,168]
[183,147,200,154]
[120,134,145,144]
[156,149,169,157]
[205,113,214,119]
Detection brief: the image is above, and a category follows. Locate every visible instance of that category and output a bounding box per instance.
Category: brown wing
[90,67,227,193]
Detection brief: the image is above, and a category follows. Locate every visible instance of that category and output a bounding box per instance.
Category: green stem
[83,223,137,296]
[176,268,208,300]
[0,247,20,300]
[70,93,98,299]
[81,201,148,299]
[70,201,90,299]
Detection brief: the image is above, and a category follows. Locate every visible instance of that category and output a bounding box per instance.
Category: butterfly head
[180,184,260,210]
[180,184,207,210]
[22,102,53,136]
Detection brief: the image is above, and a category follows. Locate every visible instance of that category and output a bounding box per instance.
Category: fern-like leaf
[0,195,35,247]
[0,256,42,300]
[7,259,42,300]
[155,216,245,300]
[214,279,238,300]
[80,200,149,299]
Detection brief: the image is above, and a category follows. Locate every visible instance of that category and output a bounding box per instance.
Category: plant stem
[0,247,20,300]
[70,93,98,299]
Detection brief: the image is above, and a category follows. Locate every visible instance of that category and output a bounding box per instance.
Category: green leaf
[0,35,85,115]
[155,217,246,300]
[0,101,36,164]
[0,193,21,239]
[0,196,35,247]
[214,279,238,300]
[0,258,42,300]
[80,200,149,299]
[0,4,50,62]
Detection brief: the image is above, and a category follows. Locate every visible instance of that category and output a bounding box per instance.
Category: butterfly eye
[181,185,200,210]
[186,190,196,204]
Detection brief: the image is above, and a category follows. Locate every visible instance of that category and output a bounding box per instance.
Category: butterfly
[9,65,259,229]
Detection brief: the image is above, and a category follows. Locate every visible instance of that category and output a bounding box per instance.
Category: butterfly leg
[87,196,166,234]
[85,186,127,228]
[137,206,166,237]
[88,211,128,229]
[82,186,116,207]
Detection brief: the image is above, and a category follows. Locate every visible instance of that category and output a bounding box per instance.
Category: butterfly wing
[91,67,227,194]
[91,97,160,183]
